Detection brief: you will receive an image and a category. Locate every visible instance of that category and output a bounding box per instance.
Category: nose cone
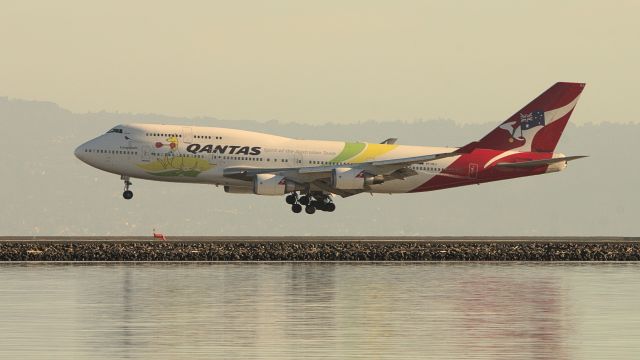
[74,142,89,163]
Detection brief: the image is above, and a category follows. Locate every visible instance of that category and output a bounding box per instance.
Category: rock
[0,241,638,261]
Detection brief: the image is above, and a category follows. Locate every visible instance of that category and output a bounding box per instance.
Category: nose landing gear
[121,175,133,200]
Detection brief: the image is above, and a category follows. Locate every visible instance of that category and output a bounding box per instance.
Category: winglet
[380,138,398,145]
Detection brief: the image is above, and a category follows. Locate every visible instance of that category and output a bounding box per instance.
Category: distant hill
[1,96,637,236]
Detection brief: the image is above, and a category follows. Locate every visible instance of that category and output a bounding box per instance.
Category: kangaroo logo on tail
[499,120,522,143]
[499,110,546,144]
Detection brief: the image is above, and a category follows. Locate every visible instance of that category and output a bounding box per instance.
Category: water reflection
[284,264,337,343]
[451,267,568,359]
[0,263,638,359]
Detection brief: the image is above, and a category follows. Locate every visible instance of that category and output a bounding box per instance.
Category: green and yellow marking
[330,142,398,163]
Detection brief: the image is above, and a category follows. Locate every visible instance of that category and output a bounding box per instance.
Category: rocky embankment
[0,241,639,261]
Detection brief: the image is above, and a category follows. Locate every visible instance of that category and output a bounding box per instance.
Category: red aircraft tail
[459,82,585,153]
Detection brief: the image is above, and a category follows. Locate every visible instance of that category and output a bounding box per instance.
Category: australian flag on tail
[520,110,545,130]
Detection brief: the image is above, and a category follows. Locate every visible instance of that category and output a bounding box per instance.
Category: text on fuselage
[186,144,262,155]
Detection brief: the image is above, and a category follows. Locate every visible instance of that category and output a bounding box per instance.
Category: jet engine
[331,167,384,190]
[253,174,304,195]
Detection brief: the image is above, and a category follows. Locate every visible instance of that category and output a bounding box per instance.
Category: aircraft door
[469,163,478,178]
[141,146,151,162]
[127,140,134,159]
[211,151,222,165]
[293,151,303,166]
[182,127,193,144]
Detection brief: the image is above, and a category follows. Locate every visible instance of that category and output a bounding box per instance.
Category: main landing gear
[286,192,335,214]
[121,175,133,200]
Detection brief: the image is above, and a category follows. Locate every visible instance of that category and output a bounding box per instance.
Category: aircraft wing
[223,150,459,197]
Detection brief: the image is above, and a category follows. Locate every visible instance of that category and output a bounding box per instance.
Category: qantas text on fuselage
[75,82,587,214]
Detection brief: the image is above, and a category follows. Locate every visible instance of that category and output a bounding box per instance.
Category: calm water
[0,263,639,359]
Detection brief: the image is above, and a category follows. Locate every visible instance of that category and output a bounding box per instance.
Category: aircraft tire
[305,205,316,214]
[123,190,133,200]
[285,194,297,205]
[299,195,310,206]
[291,203,302,213]
[325,203,336,212]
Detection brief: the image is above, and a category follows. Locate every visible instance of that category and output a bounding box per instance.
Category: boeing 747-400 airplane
[75,82,586,214]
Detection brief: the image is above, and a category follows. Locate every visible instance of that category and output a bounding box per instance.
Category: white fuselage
[73,83,585,214]
[75,124,457,194]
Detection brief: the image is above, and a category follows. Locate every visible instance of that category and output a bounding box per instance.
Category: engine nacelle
[224,186,253,194]
[253,174,304,195]
[331,167,384,190]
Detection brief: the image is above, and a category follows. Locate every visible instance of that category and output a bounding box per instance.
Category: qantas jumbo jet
[75,82,586,214]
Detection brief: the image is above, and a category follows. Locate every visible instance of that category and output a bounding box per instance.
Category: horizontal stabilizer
[496,155,587,168]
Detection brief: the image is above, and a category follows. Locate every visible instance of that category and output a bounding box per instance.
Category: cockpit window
[107,128,123,134]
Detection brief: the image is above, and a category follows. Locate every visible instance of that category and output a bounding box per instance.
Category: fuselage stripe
[349,144,398,163]
[330,142,366,163]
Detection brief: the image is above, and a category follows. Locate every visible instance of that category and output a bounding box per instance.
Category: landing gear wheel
[305,205,316,214]
[286,193,297,205]
[299,195,310,206]
[325,203,336,212]
[291,203,302,213]
[121,175,133,200]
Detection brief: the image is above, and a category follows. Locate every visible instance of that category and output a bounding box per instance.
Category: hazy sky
[1,1,638,124]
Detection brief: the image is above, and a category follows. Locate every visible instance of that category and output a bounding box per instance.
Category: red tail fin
[460,82,585,153]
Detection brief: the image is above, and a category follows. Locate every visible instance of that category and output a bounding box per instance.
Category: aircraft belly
[369,174,434,193]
